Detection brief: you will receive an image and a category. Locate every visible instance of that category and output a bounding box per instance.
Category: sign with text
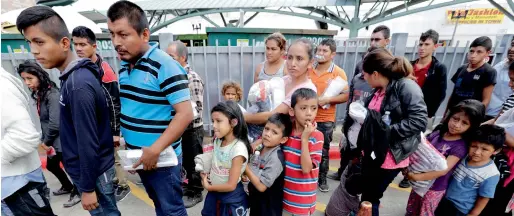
[446,8,505,24]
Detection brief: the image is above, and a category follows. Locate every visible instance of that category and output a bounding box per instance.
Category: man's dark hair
[470,36,493,51]
[72,26,96,45]
[107,0,149,34]
[509,61,514,72]
[16,6,69,42]
[420,29,439,44]
[267,113,293,138]
[319,38,337,53]
[372,25,390,39]
[472,124,506,150]
[291,88,318,108]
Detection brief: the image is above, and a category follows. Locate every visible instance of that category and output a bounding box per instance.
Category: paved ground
[45,126,412,215]
[46,160,411,216]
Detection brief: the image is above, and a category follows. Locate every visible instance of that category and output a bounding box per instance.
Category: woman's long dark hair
[211,101,252,157]
[362,47,415,80]
[434,99,485,143]
[17,60,58,102]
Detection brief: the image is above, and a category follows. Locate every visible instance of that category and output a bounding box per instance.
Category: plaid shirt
[185,65,204,129]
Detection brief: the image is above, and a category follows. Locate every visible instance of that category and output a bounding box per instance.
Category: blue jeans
[74,166,120,216]
[3,181,55,216]
[202,182,248,216]
[317,121,335,181]
[137,156,187,216]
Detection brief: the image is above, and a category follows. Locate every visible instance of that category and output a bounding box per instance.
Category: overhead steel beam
[219,13,227,27]
[361,0,478,28]
[244,12,260,25]
[365,0,428,23]
[299,7,349,24]
[508,0,514,12]
[200,15,220,27]
[488,0,514,21]
[150,8,349,32]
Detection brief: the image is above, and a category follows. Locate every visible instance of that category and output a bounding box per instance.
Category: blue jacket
[59,58,114,193]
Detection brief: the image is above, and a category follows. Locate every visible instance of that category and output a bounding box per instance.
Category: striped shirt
[282,130,323,215]
[501,92,514,115]
[118,42,191,156]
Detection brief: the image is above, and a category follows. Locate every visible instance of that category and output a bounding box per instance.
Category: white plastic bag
[495,107,514,136]
[408,132,448,197]
[321,76,348,109]
[247,77,285,113]
[118,146,178,170]
[347,102,367,149]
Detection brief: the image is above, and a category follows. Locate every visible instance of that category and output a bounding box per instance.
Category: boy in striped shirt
[283,88,324,215]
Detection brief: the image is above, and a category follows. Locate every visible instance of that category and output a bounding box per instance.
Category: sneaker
[183,192,203,208]
[115,186,131,202]
[399,178,411,188]
[318,180,329,192]
[63,194,81,208]
[135,180,143,185]
[52,187,72,196]
[327,172,341,181]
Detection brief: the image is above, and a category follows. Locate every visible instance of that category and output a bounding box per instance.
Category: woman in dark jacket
[17,61,79,206]
[359,48,428,216]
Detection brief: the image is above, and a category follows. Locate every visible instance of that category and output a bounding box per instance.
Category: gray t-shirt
[248,146,284,187]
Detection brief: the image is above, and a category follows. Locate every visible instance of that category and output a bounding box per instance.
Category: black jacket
[363,78,428,163]
[39,87,61,152]
[95,54,121,136]
[357,109,390,166]
[411,56,447,117]
[59,58,115,193]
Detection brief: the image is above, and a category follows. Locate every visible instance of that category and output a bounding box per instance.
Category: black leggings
[46,152,73,190]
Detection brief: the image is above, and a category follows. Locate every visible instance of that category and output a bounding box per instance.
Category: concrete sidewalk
[44,158,411,216]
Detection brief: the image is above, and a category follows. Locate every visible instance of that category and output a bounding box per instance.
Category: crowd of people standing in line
[1,1,514,216]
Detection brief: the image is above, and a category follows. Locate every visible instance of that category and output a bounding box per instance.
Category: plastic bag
[118,146,178,170]
[247,77,285,113]
[194,152,213,173]
[347,102,367,149]
[321,76,348,109]
[408,132,448,197]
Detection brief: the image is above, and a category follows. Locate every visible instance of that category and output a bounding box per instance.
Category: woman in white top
[253,32,288,83]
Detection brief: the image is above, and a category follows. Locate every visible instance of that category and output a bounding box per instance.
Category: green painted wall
[206,27,337,46]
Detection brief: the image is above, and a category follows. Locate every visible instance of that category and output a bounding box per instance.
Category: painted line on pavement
[127,181,154,208]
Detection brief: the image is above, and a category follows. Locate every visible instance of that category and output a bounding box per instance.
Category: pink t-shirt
[368,89,410,169]
[282,75,317,107]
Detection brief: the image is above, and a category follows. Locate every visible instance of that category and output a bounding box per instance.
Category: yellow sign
[446,8,505,24]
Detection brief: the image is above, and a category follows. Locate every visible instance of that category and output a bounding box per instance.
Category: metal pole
[450,17,459,47]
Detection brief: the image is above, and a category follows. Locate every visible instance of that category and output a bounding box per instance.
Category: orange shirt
[309,62,349,123]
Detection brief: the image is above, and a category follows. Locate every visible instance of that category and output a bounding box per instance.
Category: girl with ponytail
[359,48,428,216]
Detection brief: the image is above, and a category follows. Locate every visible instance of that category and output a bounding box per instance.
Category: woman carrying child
[244,38,317,127]
[405,99,485,216]
[359,48,428,216]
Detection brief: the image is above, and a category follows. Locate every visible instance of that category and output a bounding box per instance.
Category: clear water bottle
[252,151,261,168]
[382,111,391,126]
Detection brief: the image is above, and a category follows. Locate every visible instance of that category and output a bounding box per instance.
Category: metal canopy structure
[135,0,481,37]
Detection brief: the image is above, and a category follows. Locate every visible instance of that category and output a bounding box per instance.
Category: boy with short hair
[16,6,119,215]
[399,29,448,188]
[245,113,292,216]
[435,124,505,216]
[282,88,324,216]
[447,36,497,111]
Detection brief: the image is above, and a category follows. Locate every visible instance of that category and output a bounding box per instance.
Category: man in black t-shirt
[446,36,497,112]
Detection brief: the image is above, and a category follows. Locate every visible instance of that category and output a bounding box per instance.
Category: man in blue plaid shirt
[167,41,205,208]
